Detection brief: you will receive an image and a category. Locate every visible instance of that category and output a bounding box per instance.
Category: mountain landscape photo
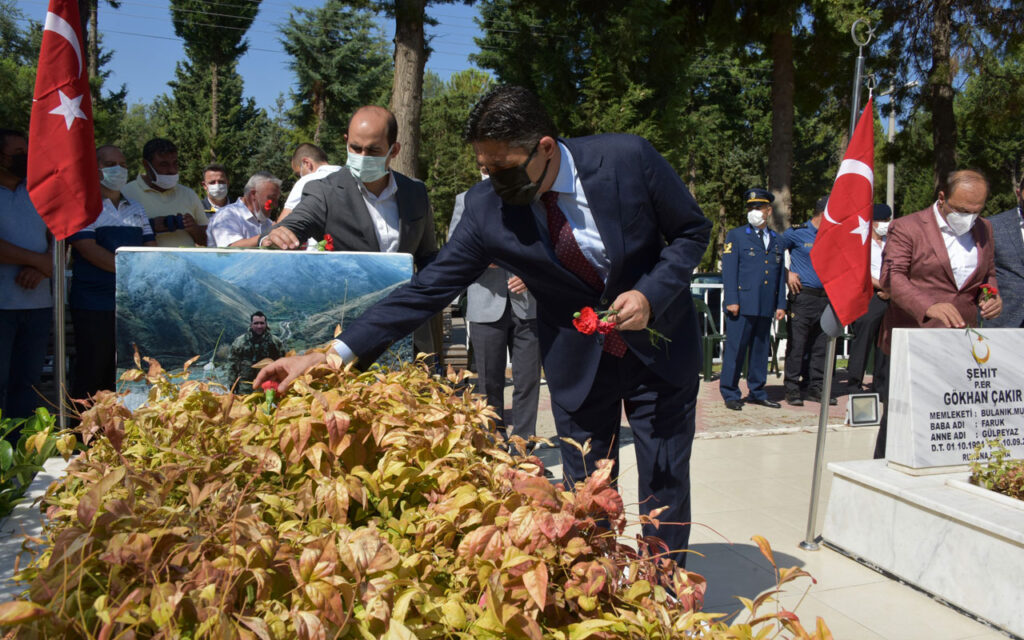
[115,248,415,387]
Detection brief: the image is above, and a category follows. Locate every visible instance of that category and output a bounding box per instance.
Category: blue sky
[14,0,484,113]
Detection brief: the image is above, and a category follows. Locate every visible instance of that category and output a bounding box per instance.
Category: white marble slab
[0,456,70,601]
[823,459,1024,637]
[887,328,1024,468]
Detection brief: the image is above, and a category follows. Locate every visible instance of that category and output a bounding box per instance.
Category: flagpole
[54,240,67,429]
[799,19,874,552]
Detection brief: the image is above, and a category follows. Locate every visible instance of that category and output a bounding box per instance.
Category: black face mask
[4,153,27,179]
[488,143,550,206]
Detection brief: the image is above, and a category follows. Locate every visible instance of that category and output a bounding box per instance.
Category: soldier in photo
[228,311,286,393]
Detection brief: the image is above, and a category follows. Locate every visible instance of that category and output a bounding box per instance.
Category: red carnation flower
[263,198,273,212]
[597,319,617,334]
[324,233,335,251]
[573,307,599,335]
[979,283,998,301]
[261,380,278,391]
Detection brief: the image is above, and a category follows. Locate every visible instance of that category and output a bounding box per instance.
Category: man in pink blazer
[873,169,1003,458]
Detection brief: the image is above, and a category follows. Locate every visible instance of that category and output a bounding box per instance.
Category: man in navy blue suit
[256,86,712,566]
[719,188,787,410]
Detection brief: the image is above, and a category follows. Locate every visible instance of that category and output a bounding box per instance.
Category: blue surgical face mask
[346,145,392,183]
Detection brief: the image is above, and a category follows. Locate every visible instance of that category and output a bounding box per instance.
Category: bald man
[261,106,439,356]
[873,169,1003,458]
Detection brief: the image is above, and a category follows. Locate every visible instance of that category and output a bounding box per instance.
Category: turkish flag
[810,98,875,327]
[27,0,102,240]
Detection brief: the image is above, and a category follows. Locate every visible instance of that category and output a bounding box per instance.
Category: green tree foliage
[341,0,475,179]
[154,60,278,199]
[170,0,261,149]
[419,68,492,239]
[871,0,1024,187]
[279,1,392,162]
[0,0,40,131]
[955,44,1024,212]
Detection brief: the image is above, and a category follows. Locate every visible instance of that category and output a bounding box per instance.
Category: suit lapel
[921,207,957,287]
[1008,210,1024,266]
[394,172,418,254]
[337,170,379,252]
[568,139,623,297]
[964,219,992,289]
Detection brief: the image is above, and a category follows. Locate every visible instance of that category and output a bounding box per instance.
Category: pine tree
[280,1,391,161]
[169,0,261,159]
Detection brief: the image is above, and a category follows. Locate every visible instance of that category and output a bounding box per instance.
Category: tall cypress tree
[170,0,261,160]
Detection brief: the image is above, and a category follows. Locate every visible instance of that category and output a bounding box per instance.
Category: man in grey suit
[449,186,541,444]
[988,176,1024,328]
[261,105,440,356]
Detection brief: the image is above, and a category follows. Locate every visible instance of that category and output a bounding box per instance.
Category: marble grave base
[822,459,1024,638]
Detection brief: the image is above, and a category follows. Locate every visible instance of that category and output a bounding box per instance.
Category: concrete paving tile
[811,581,997,640]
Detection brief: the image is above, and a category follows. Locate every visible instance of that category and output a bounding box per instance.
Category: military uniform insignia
[723,242,733,254]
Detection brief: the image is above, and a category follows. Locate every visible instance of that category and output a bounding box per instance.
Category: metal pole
[800,336,838,550]
[849,55,864,139]
[800,18,873,552]
[887,98,896,209]
[53,239,67,430]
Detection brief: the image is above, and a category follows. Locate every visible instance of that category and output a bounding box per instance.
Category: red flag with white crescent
[27,0,102,240]
[810,98,875,326]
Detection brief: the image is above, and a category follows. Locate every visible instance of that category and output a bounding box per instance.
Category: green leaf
[0,440,12,470]
[0,600,51,624]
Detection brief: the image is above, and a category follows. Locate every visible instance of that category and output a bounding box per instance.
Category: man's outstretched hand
[252,352,328,393]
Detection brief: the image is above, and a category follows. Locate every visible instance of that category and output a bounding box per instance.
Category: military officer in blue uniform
[719,188,787,410]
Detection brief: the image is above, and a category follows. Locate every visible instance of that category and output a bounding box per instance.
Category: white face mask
[100,165,128,191]
[747,209,766,227]
[147,161,179,189]
[206,183,228,199]
[946,212,977,236]
[874,221,890,237]
[346,145,392,184]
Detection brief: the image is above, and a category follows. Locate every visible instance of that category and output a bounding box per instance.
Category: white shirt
[532,142,609,281]
[932,203,978,290]
[283,164,342,210]
[870,235,885,281]
[1018,207,1023,246]
[206,198,274,247]
[356,172,401,253]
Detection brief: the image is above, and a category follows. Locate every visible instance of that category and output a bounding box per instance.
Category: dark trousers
[71,308,116,401]
[873,351,891,459]
[550,349,698,568]
[0,308,51,422]
[719,314,772,403]
[469,302,541,440]
[784,290,830,396]
[847,294,889,389]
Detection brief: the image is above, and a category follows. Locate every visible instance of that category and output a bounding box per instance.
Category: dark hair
[251,311,267,321]
[347,106,398,147]
[0,129,26,150]
[142,138,177,163]
[291,143,328,166]
[203,163,227,178]
[939,169,989,199]
[464,85,558,150]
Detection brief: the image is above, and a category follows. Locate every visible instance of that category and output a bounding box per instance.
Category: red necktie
[541,191,627,357]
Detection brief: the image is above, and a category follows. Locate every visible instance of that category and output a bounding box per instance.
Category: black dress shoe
[744,396,781,408]
[786,393,804,406]
[807,391,838,406]
[725,400,744,411]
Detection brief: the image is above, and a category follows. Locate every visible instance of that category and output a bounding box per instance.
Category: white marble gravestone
[886,328,1024,469]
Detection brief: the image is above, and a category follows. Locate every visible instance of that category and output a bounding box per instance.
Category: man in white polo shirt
[206,172,281,248]
[279,143,340,221]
